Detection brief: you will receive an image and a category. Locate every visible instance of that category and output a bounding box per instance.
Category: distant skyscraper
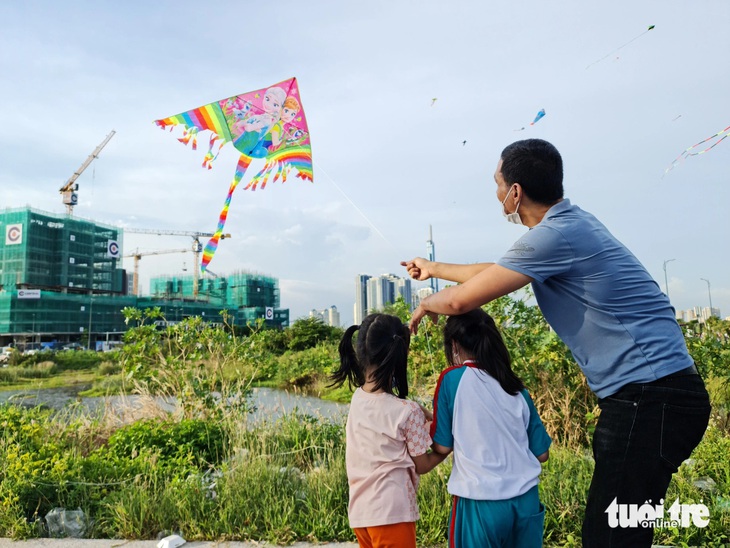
[354,274,371,324]
[395,277,412,308]
[310,305,340,327]
[355,273,413,323]
[414,286,434,308]
[327,305,341,327]
[367,276,393,312]
[427,225,438,292]
[676,306,721,323]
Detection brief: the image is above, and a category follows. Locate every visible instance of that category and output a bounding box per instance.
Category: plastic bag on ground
[45,507,87,538]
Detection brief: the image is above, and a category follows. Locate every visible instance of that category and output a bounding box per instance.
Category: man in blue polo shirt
[402,139,711,547]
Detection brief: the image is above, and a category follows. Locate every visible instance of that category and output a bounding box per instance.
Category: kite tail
[201,154,253,272]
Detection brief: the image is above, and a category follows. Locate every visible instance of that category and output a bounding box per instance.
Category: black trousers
[582,371,711,547]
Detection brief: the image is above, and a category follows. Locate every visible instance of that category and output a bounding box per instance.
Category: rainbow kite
[155,77,312,271]
[664,124,730,176]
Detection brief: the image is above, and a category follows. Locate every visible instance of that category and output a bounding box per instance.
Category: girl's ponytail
[369,327,410,399]
[329,325,364,389]
[330,314,410,398]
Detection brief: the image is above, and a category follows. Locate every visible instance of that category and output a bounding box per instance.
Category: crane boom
[123,228,231,299]
[122,248,190,297]
[60,130,116,215]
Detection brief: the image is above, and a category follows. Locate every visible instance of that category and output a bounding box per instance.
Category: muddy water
[0,386,348,422]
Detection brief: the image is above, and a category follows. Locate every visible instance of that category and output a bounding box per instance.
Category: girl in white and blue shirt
[430,308,551,547]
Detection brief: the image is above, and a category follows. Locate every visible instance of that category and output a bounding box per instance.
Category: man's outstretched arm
[401,257,494,284]
[409,264,533,333]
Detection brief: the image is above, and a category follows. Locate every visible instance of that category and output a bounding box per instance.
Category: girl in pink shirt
[330,313,446,548]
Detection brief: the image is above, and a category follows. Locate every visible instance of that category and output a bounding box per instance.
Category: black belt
[661,364,698,379]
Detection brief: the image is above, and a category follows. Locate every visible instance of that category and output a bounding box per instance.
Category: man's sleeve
[521,389,552,457]
[497,226,574,283]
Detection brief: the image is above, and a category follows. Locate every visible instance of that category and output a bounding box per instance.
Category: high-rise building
[327,305,341,327]
[310,305,340,327]
[367,275,394,312]
[427,225,438,293]
[150,270,289,328]
[0,207,290,346]
[414,286,434,308]
[0,207,126,294]
[395,277,412,308]
[676,306,722,323]
[354,274,371,324]
[354,273,413,323]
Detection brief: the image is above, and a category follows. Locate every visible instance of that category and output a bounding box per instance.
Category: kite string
[312,161,401,254]
[585,27,654,70]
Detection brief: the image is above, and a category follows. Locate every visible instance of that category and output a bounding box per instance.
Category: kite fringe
[202,135,225,170]
[177,127,199,150]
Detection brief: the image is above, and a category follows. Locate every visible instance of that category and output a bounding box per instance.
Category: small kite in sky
[586,25,655,70]
[514,108,546,131]
[530,109,546,126]
[462,140,467,146]
[155,77,312,272]
[663,124,730,176]
[431,98,437,106]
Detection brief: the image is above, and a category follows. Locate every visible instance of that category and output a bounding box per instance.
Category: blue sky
[1,1,728,325]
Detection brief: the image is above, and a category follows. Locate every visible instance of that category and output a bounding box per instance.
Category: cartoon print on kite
[154,77,312,272]
[664,124,730,176]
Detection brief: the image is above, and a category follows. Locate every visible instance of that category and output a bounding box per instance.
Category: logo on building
[18,289,41,299]
[5,224,22,245]
[107,240,120,258]
[265,307,274,320]
[606,498,709,529]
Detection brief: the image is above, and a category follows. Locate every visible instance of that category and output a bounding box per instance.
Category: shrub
[98,361,121,376]
[52,350,106,371]
[275,345,338,390]
[104,418,227,468]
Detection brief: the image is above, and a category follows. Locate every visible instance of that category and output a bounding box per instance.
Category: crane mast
[60,130,116,215]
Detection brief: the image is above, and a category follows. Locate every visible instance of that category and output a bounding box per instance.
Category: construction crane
[59,130,116,215]
[123,248,191,297]
[123,228,231,298]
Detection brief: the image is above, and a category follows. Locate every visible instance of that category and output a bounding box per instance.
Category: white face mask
[501,185,523,225]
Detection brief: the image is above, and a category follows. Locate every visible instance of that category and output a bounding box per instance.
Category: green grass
[0,368,98,391]
[1,402,728,546]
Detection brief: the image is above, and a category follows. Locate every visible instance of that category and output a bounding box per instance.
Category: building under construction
[0,207,289,348]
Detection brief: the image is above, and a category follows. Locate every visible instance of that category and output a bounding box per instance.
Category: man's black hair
[500,139,564,205]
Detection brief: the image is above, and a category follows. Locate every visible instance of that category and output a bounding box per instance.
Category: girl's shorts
[353,521,417,548]
[449,485,545,547]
